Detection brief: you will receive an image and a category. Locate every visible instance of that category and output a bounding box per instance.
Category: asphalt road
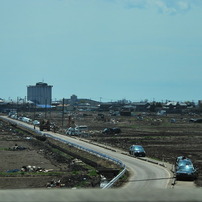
[46,131,172,190]
[1,116,202,202]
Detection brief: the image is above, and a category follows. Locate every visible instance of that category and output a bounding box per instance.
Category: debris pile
[46,179,65,188]
[10,144,27,151]
[21,165,51,173]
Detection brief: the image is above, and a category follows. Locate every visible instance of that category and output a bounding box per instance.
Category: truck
[39,119,51,131]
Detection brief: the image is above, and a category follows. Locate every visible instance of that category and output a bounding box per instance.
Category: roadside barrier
[43,133,126,189]
[0,116,126,189]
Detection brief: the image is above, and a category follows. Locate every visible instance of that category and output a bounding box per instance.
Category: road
[1,116,172,189]
[46,131,172,190]
[1,116,202,202]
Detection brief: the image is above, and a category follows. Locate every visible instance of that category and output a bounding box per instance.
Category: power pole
[61,98,65,131]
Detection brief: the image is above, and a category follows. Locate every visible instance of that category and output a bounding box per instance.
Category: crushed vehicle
[22,117,32,123]
[66,125,88,136]
[33,120,40,125]
[33,120,40,126]
[39,119,51,131]
[10,144,27,151]
[50,123,59,133]
[189,118,202,123]
[66,127,75,135]
[175,156,193,168]
[102,127,121,135]
[175,156,198,180]
[129,145,146,157]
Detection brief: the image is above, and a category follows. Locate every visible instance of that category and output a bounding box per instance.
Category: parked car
[176,164,198,180]
[175,156,193,170]
[102,128,121,134]
[112,128,122,134]
[129,145,146,157]
[176,156,193,167]
[33,120,40,126]
[75,125,88,133]
[175,156,198,180]
[66,125,88,136]
[66,127,75,135]
[189,118,202,123]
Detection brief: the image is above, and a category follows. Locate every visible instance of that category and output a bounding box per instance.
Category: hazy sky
[1,0,202,102]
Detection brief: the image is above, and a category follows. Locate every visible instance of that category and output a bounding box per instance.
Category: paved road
[1,116,172,189]
[46,131,172,190]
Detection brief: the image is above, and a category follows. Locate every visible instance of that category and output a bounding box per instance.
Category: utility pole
[61,98,65,131]
[17,97,19,118]
[45,98,47,119]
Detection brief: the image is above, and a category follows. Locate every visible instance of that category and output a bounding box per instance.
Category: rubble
[20,165,51,173]
[46,179,65,188]
[9,144,27,151]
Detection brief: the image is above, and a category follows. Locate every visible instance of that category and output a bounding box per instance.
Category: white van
[75,125,88,133]
[66,125,88,136]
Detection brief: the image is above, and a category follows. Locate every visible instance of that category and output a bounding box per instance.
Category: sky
[0,0,202,103]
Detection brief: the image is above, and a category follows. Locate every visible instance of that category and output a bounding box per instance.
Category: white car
[66,125,88,136]
[66,127,75,135]
[33,120,40,126]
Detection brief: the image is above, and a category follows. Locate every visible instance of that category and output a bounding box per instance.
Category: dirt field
[61,112,202,187]
[0,119,121,189]
[1,111,202,188]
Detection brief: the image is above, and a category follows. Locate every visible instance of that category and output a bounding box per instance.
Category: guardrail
[0,116,126,189]
[43,133,127,189]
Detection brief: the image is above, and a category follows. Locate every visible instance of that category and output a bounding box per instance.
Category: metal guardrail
[0,117,126,189]
[43,133,127,189]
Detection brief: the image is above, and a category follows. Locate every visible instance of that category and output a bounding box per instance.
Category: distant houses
[0,95,199,116]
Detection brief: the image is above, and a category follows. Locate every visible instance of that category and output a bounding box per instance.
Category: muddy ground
[0,119,121,189]
[1,111,202,188]
[59,111,202,187]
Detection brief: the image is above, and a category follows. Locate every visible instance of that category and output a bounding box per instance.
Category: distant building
[70,94,78,105]
[132,102,150,112]
[27,82,52,105]
[198,100,202,107]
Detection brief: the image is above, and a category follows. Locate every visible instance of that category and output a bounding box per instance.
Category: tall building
[27,82,53,105]
[70,94,78,105]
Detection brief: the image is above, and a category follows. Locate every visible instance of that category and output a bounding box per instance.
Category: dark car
[112,128,121,134]
[102,128,121,134]
[175,157,198,180]
[189,118,202,123]
[176,164,198,180]
[129,145,146,157]
[176,156,193,167]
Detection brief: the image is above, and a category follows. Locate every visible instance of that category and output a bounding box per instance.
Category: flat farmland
[67,112,202,187]
[0,119,119,189]
[2,111,202,187]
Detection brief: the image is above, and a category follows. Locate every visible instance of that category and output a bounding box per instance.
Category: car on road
[129,145,146,157]
[33,120,40,126]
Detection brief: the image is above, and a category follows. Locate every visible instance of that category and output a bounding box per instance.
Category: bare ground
[1,111,202,188]
[67,112,202,187]
[0,119,120,189]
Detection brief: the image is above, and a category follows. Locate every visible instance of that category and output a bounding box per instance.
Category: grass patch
[88,169,97,176]
[0,148,9,151]
[0,171,67,177]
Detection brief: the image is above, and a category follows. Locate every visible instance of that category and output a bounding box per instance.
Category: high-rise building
[70,94,78,105]
[27,82,53,105]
